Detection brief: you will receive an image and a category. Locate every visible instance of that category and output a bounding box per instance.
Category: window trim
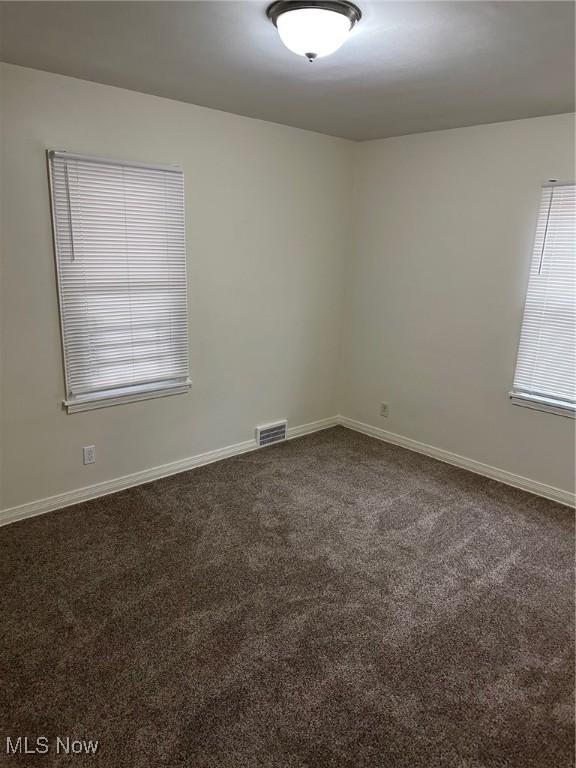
[509,391,575,419]
[65,379,192,414]
[47,149,191,414]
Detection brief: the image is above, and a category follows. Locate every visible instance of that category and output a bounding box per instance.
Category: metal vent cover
[256,420,288,447]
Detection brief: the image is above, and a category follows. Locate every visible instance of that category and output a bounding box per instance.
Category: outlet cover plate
[83,445,96,465]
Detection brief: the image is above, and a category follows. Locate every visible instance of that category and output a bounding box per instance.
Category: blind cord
[64,163,77,262]
[538,187,554,275]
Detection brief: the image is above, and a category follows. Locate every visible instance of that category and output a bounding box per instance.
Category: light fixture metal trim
[266,0,362,28]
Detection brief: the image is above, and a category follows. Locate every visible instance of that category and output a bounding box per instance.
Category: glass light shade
[276,8,352,60]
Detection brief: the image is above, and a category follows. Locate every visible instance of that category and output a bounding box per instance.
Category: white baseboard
[0,416,338,527]
[1,413,572,527]
[338,415,575,508]
[286,416,337,440]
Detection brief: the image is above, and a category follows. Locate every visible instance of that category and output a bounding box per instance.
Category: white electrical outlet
[83,445,96,465]
[380,402,389,417]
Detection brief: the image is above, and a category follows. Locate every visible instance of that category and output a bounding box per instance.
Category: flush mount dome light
[267,0,361,62]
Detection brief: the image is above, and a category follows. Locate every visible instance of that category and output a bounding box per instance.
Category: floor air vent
[256,420,288,447]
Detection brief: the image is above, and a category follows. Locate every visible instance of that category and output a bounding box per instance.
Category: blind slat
[48,151,190,406]
[512,183,576,410]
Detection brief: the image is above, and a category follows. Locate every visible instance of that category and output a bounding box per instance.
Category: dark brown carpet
[0,427,574,768]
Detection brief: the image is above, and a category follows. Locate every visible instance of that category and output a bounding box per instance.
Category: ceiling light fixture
[267,0,362,62]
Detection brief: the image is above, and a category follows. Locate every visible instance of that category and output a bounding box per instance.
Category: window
[48,151,191,413]
[511,181,575,418]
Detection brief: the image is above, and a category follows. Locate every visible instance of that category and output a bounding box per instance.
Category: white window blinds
[48,151,191,413]
[511,182,575,418]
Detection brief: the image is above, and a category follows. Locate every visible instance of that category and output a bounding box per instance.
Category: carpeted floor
[0,426,574,768]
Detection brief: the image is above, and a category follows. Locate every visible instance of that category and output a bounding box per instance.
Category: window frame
[47,150,192,413]
[509,180,575,420]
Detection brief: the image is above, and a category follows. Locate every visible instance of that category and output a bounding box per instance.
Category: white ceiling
[0,1,573,141]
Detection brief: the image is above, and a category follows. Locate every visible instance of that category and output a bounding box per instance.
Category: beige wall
[0,64,351,509]
[0,65,4,507]
[1,65,574,512]
[339,114,575,494]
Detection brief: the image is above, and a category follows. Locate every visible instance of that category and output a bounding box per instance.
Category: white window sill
[510,392,575,419]
[65,379,192,413]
